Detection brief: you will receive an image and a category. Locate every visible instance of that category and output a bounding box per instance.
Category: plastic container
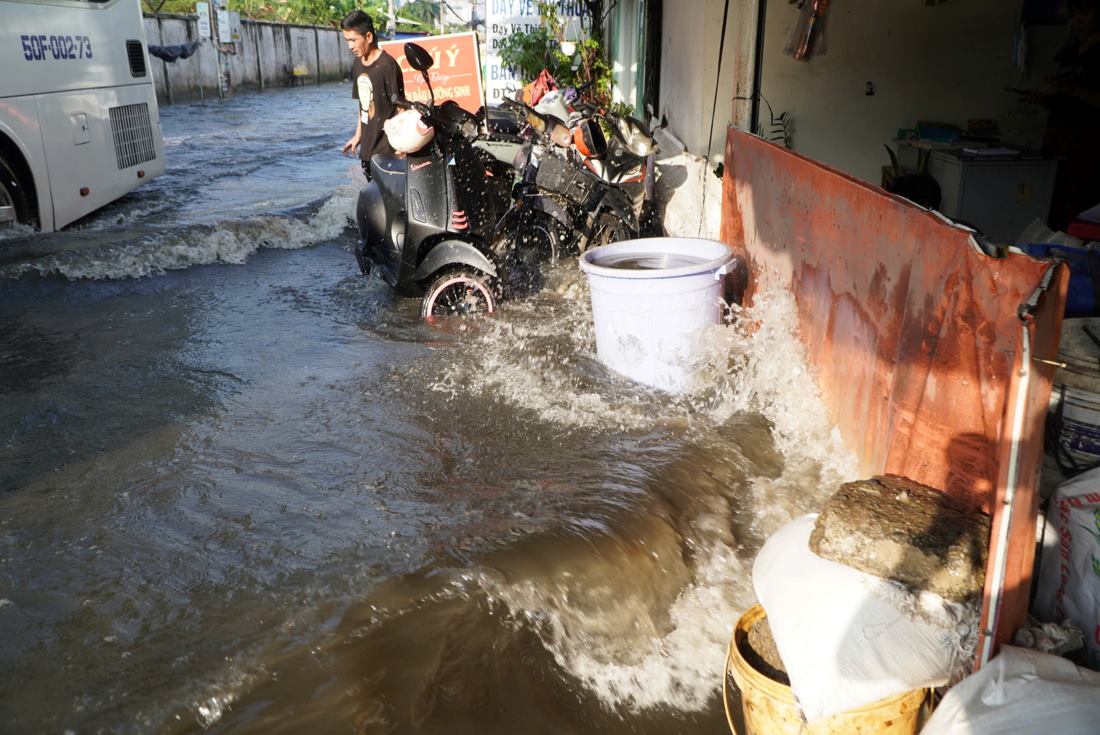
[1049,317,1100,470]
[578,238,736,393]
[725,605,929,735]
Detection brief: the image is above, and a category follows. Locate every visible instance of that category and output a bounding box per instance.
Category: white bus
[0,0,165,232]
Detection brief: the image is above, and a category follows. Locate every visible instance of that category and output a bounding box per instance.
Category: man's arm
[343,112,360,155]
[344,64,362,155]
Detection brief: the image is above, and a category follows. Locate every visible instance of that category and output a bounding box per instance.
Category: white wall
[658,0,756,159]
[758,0,1062,183]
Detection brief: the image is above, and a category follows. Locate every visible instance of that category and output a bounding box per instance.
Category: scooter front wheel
[420,268,497,319]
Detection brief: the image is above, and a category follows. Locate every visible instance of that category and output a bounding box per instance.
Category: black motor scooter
[354,43,525,318]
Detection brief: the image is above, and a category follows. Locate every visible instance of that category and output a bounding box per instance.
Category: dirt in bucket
[740,614,790,686]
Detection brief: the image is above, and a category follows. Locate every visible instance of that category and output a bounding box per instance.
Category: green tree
[393,1,466,34]
[497,2,612,102]
[144,0,388,29]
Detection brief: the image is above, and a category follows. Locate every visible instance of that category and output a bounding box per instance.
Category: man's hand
[342,133,361,156]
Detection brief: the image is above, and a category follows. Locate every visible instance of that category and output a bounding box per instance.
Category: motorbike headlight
[527,113,546,133]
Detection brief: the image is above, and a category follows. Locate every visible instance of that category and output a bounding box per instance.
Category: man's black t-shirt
[352,51,405,163]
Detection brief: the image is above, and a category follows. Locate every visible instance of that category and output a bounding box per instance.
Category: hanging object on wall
[784,0,831,61]
[148,40,202,63]
[1014,22,1030,75]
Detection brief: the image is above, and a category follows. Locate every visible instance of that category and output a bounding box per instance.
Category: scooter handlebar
[390,94,432,118]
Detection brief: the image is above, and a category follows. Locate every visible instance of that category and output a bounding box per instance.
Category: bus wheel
[0,155,33,229]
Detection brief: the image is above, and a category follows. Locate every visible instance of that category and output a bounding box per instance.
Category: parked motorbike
[472,104,526,168]
[555,88,665,237]
[499,96,639,254]
[354,43,538,318]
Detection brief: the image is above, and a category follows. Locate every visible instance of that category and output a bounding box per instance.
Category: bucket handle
[715,257,739,281]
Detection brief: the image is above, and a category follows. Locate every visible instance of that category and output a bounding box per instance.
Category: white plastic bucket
[578,237,736,393]
[1051,317,1100,468]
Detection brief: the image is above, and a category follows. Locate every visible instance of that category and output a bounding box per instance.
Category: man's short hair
[340,10,376,38]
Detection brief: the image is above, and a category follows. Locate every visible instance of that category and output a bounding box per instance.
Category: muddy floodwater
[0,84,854,733]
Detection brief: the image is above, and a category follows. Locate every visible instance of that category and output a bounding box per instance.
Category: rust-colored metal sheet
[720,127,1067,655]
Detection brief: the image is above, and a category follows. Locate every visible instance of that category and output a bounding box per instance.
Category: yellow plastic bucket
[724,604,929,735]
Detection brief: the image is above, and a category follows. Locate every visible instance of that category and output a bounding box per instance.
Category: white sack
[920,646,1100,735]
[383,109,434,154]
[1034,465,1100,670]
[753,514,961,722]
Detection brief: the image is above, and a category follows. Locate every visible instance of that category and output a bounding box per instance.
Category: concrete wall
[143,14,353,104]
[757,0,1063,183]
[654,0,760,240]
[657,0,756,160]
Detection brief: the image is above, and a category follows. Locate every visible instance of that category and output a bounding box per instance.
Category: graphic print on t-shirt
[357,73,375,124]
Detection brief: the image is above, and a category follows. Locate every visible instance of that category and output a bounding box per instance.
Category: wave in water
[416,274,858,713]
[0,186,358,281]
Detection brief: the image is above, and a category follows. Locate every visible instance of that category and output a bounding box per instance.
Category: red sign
[379,32,485,115]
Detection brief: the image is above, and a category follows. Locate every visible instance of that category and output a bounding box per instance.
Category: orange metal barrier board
[720,127,1067,654]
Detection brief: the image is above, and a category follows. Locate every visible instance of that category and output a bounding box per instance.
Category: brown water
[0,86,854,734]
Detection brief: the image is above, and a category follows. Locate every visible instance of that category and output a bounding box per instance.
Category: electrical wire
[705,0,733,162]
[698,0,733,236]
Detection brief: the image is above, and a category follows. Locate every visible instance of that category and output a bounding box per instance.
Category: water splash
[0,186,357,281]
[420,268,859,713]
[428,266,856,478]
[0,222,37,241]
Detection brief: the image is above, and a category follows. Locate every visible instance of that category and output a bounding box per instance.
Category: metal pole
[194,14,206,104]
[157,16,173,106]
[314,27,321,85]
[255,22,264,90]
[212,2,229,99]
[749,0,768,136]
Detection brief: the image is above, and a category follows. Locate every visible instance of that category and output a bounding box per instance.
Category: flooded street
[0,84,853,733]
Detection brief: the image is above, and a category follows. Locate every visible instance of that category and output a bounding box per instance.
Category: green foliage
[497,22,562,81]
[392,1,466,34]
[144,0,387,28]
[496,2,613,105]
[394,0,438,32]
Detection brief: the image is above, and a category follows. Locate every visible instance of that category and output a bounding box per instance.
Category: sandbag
[920,646,1100,735]
[752,514,967,722]
[383,109,434,155]
[1033,465,1100,670]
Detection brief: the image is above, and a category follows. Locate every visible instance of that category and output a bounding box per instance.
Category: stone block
[809,474,991,603]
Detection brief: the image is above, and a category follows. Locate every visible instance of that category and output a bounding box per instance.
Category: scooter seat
[371,155,407,176]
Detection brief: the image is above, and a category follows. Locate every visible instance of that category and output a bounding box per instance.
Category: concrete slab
[809,474,991,603]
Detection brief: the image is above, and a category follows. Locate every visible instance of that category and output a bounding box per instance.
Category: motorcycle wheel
[585,212,635,251]
[491,212,557,300]
[420,268,497,318]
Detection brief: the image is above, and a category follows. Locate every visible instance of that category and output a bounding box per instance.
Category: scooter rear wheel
[420,268,497,318]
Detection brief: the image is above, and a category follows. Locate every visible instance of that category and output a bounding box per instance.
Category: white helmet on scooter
[384,109,435,154]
